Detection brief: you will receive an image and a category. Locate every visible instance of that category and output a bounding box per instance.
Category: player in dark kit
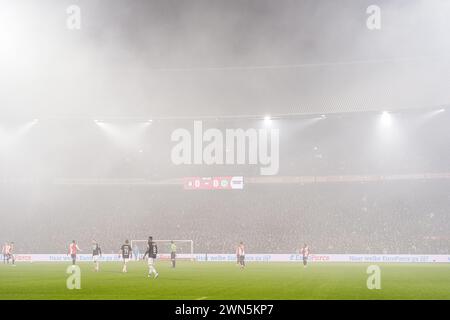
[143,236,159,278]
[120,240,132,273]
[301,244,310,268]
[147,236,154,249]
[92,240,102,272]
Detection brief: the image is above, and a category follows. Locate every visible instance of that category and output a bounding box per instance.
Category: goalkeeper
[170,241,177,268]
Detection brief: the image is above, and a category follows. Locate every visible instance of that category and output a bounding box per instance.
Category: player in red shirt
[2,242,13,265]
[1,242,7,264]
[7,242,16,266]
[300,244,310,268]
[68,240,82,265]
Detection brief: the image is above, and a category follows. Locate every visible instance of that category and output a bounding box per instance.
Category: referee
[170,241,177,268]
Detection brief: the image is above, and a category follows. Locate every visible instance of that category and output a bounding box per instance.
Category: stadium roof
[1,0,449,119]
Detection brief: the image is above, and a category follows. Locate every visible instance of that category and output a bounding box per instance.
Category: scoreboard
[184,176,244,190]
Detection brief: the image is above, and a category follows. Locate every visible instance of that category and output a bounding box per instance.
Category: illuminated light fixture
[264,116,272,125]
[380,111,392,127]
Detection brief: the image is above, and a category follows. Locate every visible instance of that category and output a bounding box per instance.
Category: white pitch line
[196,296,208,300]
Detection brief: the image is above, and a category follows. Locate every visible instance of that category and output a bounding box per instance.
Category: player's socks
[149,265,157,275]
[154,273,159,279]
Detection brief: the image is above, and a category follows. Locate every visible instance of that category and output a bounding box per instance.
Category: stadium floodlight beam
[264,115,272,125]
[95,120,151,149]
[0,119,39,149]
[420,108,446,122]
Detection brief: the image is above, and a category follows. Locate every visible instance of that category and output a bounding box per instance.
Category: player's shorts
[147,257,155,266]
[93,255,99,262]
[239,255,245,265]
[70,254,76,260]
[171,252,176,260]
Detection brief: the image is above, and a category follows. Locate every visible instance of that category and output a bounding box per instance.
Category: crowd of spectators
[1,180,448,255]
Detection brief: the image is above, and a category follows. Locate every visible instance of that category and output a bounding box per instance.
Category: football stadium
[1,0,449,304]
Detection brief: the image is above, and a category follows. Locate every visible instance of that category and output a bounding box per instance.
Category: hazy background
[1,0,450,119]
[0,0,449,254]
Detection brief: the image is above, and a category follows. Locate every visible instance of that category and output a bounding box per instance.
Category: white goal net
[130,239,194,261]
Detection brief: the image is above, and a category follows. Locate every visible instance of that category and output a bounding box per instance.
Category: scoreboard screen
[184,176,244,190]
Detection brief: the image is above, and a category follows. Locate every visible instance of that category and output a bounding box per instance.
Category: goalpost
[131,239,195,261]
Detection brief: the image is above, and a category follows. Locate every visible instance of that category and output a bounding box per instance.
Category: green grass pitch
[0,261,449,300]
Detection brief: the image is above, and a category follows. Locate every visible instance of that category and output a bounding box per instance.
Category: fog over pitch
[0,1,449,256]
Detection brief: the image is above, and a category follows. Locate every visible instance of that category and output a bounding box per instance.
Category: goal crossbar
[131,239,194,261]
